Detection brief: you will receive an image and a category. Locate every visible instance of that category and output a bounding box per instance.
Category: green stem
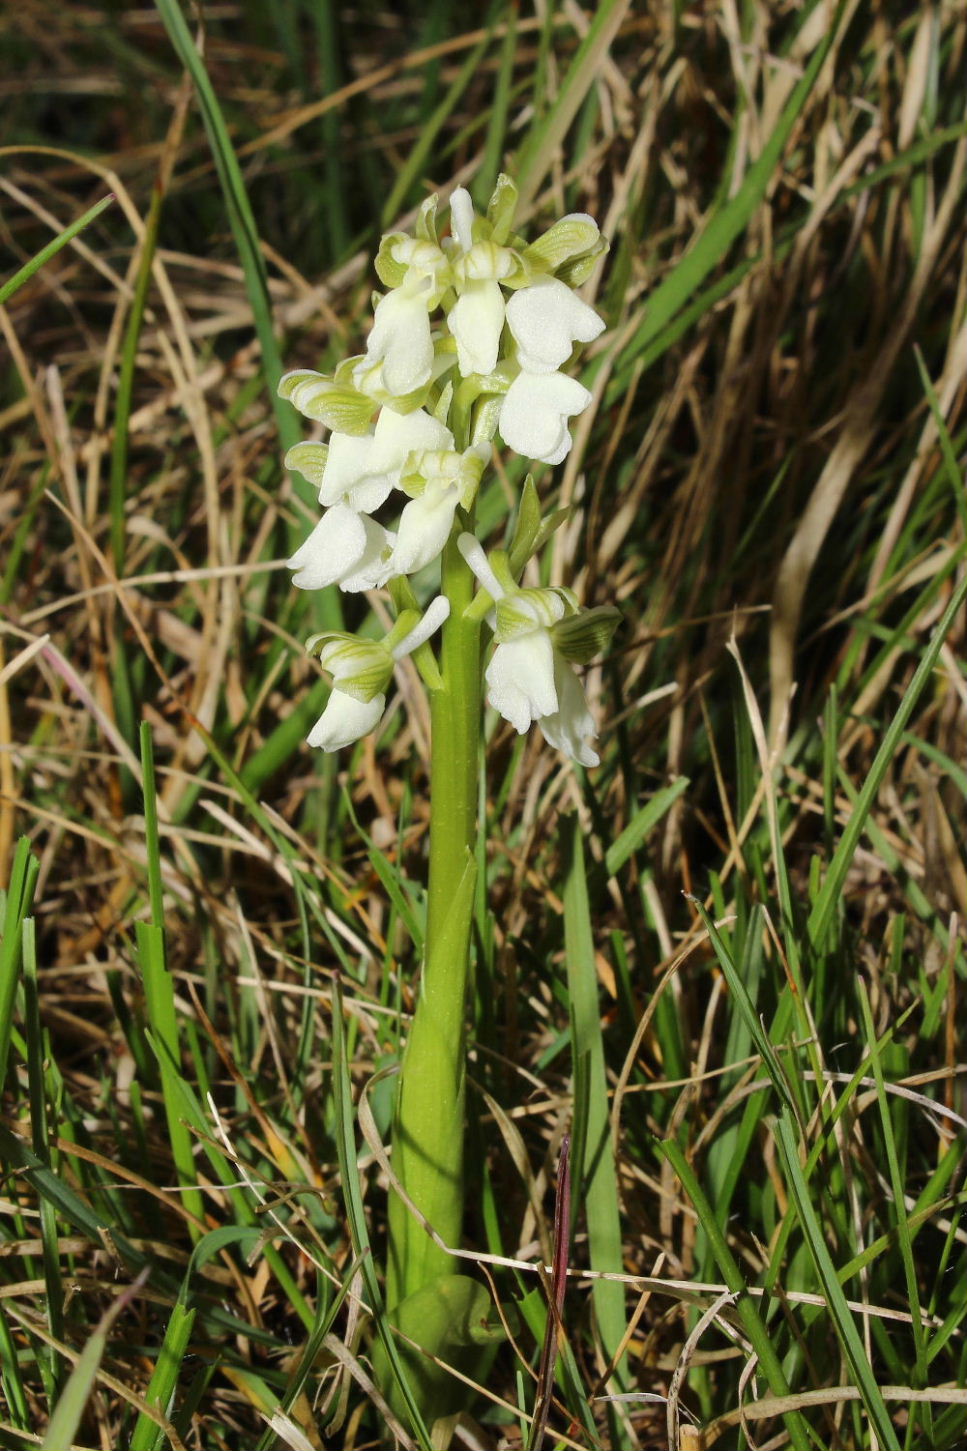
[387,531,482,1309]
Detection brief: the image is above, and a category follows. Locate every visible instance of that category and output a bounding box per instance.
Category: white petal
[538,658,599,766]
[498,370,591,465]
[318,430,381,507]
[321,409,452,511]
[449,188,475,252]
[485,633,558,735]
[287,504,367,590]
[339,522,397,592]
[307,691,386,751]
[506,279,605,374]
[393,486,460,575]
[448,279,505,376]
[457,533,505,600]
[364,285,434,397]
[371,406,453,473]
[391,595,451,660]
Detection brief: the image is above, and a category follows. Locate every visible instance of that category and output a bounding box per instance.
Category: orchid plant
[279,175,616,1433]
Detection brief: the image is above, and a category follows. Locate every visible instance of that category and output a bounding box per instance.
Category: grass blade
[563,818,629,1391]
[807,559,967,948]
[620,0,846,370]
[604,776,689,877]
[661,1137,814,1451]
[330,973,433,1450]
[0,194,115,306]
[151,0,290,437]
[514,0,631,210]
[40,1271,149,1451]
[128,1299,196,1451]
[0,837,39,1088]
[774,1108,903,1451]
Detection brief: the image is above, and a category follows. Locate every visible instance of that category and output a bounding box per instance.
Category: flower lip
[498,369,592,465]
[505,278,605,375]
[307,691,386,752]
[287,503,396,594]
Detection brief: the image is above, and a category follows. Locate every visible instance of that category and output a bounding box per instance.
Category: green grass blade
[40,1271,148,1451]
[22,917,66,1402]
[514,0,631,210]
[110,186,163,575]
[857,982,929,1432]
[474,3,517,206]
[0,1300,31,1430]
[381,21,493,226]
[620,0,846,369]
[690,898,801,1121]
[329,974,433,1450]
[774,1108,903,1451]
[129,1299,196,1451]
[563,818,629,1391]
[140,723,166,929]
[661,1136,814,1451]
[0,837,39,1088]
[0,193,115,306]
[137,920,205,1237]
[151,0,311,479]
[137,725,205,1236]
[604,776,689,877]
[807,560,967,948]
[913,345,967,536]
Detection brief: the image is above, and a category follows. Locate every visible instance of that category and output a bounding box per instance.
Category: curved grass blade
[330,973,433,1450]
[774,1108,903,1451]
[563,820,629,1392]
[40,1269,149,1451]
[514,0,632,211]
[807,559,967,948]
[0,193,115,306]
[661,1137,814,1451]
[620,0,846,371]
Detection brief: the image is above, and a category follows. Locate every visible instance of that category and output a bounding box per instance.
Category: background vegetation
[1,2,966,1448]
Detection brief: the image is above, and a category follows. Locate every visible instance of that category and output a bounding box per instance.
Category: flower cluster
[279,174,618,760]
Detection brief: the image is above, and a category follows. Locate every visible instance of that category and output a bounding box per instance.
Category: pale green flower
[497,369,593,465]
[505,277,605,374]
[457,535,616,766]
[392,442,489,575]
[306,598,450,751]
[287,504,396,594]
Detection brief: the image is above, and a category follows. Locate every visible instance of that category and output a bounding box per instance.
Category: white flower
[287,503,396,594]
[393,483,459,576]
[392,443,489,576]
[498,370,592,465]
[316,407,454,511]
[285,410,454,596]
[535,655,599,767]
[486,629,559,733]
[448,274,506,376]
[457,535,600,765]
[505,278,605,374]
[308,690,387,752]
[487,603,600,767]
[306,598,450,752]
[446,187,517,377]
[355,275,436,399]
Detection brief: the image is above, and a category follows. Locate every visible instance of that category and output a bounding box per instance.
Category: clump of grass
[1,3,966,1448]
